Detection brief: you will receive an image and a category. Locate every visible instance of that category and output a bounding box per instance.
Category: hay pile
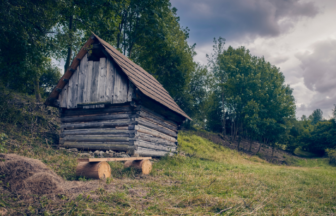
[0,154,65,196]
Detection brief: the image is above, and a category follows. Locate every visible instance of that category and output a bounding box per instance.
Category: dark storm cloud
[296,39,336,117]
[296,39,336,94]
[171,0,319,44]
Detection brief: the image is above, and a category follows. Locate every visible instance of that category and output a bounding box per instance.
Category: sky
[171,0,336,119]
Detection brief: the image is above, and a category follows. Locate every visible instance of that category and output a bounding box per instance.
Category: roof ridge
[102,44,171,96]
[92,33,191,120]
[103,47,189,117]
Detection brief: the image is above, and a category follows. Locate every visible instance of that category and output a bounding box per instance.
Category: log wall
[60,104,178,157]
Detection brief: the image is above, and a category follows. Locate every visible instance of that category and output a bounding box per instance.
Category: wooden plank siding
[67,65,79,109]
[59,56,134,108]
[77,54,88,104]
[60,83,68,108]
[84,60,93,104]
[113,63,128,104]
[105,57,114,103]
[97,58,107,102]
[133,106,177,156]
[90,61,100,102]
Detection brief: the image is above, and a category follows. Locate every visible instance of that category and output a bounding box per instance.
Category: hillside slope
[0,93,335,215]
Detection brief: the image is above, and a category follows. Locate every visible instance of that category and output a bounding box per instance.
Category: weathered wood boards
[113,61,128,104]
[59,103,179,156]
[78,157,152,162]
[132,106,178,156]
[76,161,111,179]
[61,105,132,116]
[78,54,88,104]
[61,129,134,137]
[58,56,133,108]
[61,113,133,123]
[64,142,134,151]
[98,58,107,102]
[46,36,95,106]
[61,120,134,130]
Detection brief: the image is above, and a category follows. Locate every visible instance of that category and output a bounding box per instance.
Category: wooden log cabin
[44,33,191,157]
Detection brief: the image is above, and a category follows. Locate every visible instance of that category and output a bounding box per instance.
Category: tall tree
[207,38,227,136]
[206,44,296,154]
[309,109,323,125]
[0,0,60,100]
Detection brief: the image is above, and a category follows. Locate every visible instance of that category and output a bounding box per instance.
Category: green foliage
[39,61,62,97]
[206,42,296,149]
[0,0,60,96]
[326,149,336,165]
[0,133,8,153]
[0,86,22,125]
[309,109,323,125]
[283,105,336,155]
[304,120,336,155]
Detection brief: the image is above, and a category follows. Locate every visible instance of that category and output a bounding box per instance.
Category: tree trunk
[64,15,73,73]
[76,162,111,179]
[249,137,253,152]
[124,159,152,174]
[34,75,41,102]
[221,93,226,137]
[234,120,239,141]
[271,144,275,162]
[123,17,126,55]
[237,124,241,151]
[230,120,233,141]
[117,24,121,49]
[256,138,263,154]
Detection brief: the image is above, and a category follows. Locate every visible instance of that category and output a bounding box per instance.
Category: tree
[207,38,227,136]
[206,44,296,155]
[0,0,61,100]
[309,109,323,125]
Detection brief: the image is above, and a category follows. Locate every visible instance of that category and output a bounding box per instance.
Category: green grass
[294,147,321,158]
[1,130,336,215]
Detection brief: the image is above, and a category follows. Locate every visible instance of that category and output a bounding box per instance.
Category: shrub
[326,149,336,166]
[0,133,8,153]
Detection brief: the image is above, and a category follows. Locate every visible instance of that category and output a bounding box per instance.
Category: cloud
[296,39,336,93]
[295,38,336,117]
[171,0,319,45]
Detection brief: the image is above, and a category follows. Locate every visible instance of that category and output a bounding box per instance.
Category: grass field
[1,129,336,215]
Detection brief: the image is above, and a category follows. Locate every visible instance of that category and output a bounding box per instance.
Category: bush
[0,133,8,153]
[326,149,336,165]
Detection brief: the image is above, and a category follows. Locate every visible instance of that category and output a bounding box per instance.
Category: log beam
[124,159,152,174]
[64,142,134,151]
[76,161,111,179]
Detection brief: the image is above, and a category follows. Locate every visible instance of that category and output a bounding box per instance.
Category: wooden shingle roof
[45,33,191,120]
